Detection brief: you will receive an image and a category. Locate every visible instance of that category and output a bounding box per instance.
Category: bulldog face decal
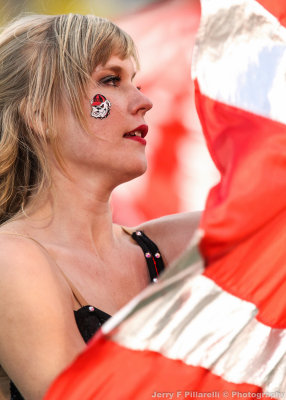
[90,94,111,119]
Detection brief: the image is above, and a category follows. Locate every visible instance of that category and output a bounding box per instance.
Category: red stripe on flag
[203,214,286,328]
[194,82,286,328]
[195,81,286,260]
[45,332,272,400]
[255,0,286,26]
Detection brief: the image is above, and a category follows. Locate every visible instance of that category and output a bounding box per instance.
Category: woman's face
[55,55,153,188]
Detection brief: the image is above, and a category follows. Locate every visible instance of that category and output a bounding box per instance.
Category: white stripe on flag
[192,0,286,124]
[111,272,286,392]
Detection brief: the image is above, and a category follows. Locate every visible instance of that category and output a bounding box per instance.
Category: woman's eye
[100,75,121,87]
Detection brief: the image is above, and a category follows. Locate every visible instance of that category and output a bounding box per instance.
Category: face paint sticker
[90,94,111,119]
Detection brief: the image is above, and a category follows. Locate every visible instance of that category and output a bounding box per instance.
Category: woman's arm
[137,211,202,267]
[0,235,86,400]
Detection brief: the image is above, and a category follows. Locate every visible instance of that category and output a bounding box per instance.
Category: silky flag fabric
[45,1,286,399]
[255,0,286,25]
[194,0,286,266]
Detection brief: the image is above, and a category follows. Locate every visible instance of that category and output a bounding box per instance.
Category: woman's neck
[21,171,121,252]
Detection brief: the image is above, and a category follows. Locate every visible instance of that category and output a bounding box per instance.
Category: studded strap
[131,230,165,283]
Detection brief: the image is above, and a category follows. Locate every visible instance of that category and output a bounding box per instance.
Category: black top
[10,230,165,399]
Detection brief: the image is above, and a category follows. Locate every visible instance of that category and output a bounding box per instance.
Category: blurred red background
[112,0,219,226]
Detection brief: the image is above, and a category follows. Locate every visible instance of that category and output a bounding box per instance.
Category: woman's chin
[118,161,147,184]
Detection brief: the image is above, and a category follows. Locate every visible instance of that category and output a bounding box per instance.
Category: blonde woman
[0,14,200,400]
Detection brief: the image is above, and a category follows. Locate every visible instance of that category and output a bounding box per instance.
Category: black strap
[131,230,165,282]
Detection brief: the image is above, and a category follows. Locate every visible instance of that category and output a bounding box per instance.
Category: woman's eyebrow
[100,64,137,80]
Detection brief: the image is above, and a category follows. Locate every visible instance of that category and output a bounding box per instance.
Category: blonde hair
[0,13,138,224]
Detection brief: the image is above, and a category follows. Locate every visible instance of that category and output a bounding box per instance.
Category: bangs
[88,19,139,72]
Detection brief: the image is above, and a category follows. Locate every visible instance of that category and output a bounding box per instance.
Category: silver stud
[89,306,95,312]
[155,252,161,258]
[145,252,151,258]
[153,278,158,283]
[136,231,142,236]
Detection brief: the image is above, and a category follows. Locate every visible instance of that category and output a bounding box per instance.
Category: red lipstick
[123,125,148,145]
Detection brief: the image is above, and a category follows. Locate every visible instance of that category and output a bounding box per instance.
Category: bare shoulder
[0,233,70,332]
[136,211,202,266]
[0,232,74,342]
[0,233,85,399]
[0,232,63,290]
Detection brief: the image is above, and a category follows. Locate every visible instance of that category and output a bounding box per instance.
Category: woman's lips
[123,125,148,145]
[125,135,147,145]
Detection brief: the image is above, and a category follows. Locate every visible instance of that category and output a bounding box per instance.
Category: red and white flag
[44,1,286,399]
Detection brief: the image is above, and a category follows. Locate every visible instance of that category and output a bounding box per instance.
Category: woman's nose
[130,89,153,115]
